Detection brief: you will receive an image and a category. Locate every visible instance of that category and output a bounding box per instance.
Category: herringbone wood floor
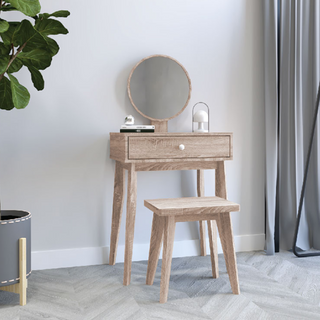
[1,251,320,319]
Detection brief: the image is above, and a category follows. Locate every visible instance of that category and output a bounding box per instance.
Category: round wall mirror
[127,55,192,121]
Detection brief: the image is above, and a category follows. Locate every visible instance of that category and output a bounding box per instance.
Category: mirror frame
[127,54,192,122]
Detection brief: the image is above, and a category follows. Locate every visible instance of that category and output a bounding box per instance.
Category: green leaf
[0,20,9,33]
[0,42,11,55]
[0,22,19,45]
[0,5,18,12]
[13,20,49,52]
[9,0,41,17]
[39,10,70,19]
[8,73,30,109]
[0,76,14,110]
[18,49,52,70]
[43,36,59,56]
[27,66,44,90]
[0,55,9,74]
[8,58,23,73]
[35,18,68,36]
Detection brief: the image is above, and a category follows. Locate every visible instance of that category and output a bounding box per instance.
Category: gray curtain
[264,0,320,254]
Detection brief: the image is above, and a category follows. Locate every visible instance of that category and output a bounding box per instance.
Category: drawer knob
[179,144,185,151]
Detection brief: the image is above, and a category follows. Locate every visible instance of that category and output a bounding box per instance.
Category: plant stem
[0,42,27,82]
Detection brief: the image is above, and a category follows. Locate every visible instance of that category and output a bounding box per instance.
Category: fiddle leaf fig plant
[0,0,69,110]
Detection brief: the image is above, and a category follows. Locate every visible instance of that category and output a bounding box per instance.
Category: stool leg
[160,216,175,303]
[217,213,240,294]
[207,220,219,278]
[146,214,165,285]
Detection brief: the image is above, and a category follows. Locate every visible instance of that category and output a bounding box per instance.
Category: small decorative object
[124,115,135,125]
[192,102,210,133]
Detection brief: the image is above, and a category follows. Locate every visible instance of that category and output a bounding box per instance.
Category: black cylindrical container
[0,210,31,287]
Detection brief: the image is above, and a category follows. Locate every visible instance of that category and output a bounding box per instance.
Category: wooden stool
[145,196,240,303]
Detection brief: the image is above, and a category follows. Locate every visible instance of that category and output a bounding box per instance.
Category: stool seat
[144,196,240,216]
[145,196,240,303]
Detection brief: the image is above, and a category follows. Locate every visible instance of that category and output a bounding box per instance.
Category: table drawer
[128,135,231,160]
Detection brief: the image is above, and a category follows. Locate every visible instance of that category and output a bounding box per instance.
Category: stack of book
[120,125,155,133]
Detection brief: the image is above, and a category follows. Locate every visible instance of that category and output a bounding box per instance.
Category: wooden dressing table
[109,132,233,285]
[109,54,233,285]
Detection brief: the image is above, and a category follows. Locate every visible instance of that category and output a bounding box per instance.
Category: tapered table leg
[217,212,240,294]
[123,163,137,286]
[146,213,165,285]
[109,161,125,265]
[197,170,206,256]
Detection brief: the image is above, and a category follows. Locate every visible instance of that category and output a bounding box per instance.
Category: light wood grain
[144,196,240,216]
[0,280,28,293]
[160,216,176,304]
[128,136,230,160]
[19,238,27,306]
[216,161,227,199]
[110,134,127,162]
[111,132,232,137]
[0,284,19,294]
[127,54,192,122]
[217,212,240,294]
[109,132,233,287]
[207,220,219,278]
[146,213,165,285]
[123,164,137,286]
[150,120,168,133]
[115,157,231,164]
[109,161,126,265]
[174,213,219,223]
[197,170,206,257]
[134,161,217,171]
[109,132,233,163]
[145,195,240,303]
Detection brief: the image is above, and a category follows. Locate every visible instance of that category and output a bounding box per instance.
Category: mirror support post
[151,120,168,133]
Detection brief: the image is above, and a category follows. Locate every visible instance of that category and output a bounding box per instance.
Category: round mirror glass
[128,55,191,120]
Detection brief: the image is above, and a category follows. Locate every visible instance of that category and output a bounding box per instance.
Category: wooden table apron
[108,132,232,286]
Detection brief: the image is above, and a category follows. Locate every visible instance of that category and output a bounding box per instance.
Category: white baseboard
[32,233,265,270]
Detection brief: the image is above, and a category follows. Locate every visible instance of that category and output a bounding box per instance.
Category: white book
[121,125,155,129]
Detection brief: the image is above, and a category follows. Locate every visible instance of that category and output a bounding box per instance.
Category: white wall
[0,0,265,270]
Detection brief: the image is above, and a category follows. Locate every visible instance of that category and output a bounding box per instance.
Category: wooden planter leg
[19,238,27,306]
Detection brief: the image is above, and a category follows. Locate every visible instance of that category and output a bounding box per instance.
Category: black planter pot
[0,210,31,287]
